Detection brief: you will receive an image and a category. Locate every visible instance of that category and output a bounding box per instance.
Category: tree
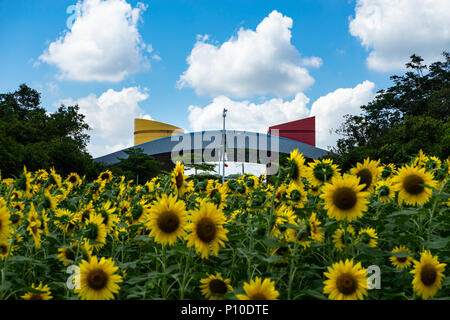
[113,148,162,184]
[332,52,450,170]
[0,84,98,178]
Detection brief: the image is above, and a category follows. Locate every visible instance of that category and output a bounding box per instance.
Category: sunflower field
[0,149,449,300]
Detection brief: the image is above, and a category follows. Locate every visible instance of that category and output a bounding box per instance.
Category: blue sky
[0,0,448,158]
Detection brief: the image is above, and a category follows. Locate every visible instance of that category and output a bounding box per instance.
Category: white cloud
[349,0,450,72]
[39,0,150,82]
[177,10,319,98]
[59,87,151,157]
[188,81,376,151]
[310,80,376,149]
[187,93,310,133]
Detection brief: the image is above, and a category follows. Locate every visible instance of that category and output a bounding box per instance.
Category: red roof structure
[268,116,316,147]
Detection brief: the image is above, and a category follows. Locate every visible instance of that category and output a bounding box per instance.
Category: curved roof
[94,130,330,165]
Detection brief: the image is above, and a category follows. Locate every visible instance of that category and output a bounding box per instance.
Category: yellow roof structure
[134,118,184,146]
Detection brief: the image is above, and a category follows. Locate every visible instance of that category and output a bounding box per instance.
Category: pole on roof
[222,108,227,184]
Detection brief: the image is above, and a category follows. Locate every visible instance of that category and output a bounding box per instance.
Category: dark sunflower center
[101,173,110,181]
[356,169,372,191]
[86,223,99,240]
[332,187,357,210]
[87,269,108,290]
[157,211,180,234]
[290,189,301,202]
[396,257,407,263]
[81,210,90,222]
[379,186,390,197]
[175,172,184,189]
[69,175,78,183]
[420,264,437,286]
[29,293,44,300]
[250,292,268,300]
[209,189,219,199]
[336,273,357,295]
[65,248,75,261]
[403,174,425,195]
[0,244,8,255]
[313,163,334,183]
[209,279,228,294]
[196,218,216,243]
[381,166,392,179]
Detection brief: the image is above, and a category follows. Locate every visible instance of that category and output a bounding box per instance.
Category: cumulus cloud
[188,81,376,151]
[59,87,151,157]
[349,0,450,72]
[39,0,150,82]
[177,10,320,98]
[310,80,376,149]
[187,93,310,133]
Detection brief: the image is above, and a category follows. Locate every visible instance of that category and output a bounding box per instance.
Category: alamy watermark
[169,130,281,175]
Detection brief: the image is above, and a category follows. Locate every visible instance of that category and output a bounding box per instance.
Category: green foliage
[0,84,98,179]
[333,52,450,170]
[111,148,162,184]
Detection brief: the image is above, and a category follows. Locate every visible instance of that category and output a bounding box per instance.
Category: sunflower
[96,170,113,184]
[285,181,307,209]
[320,174,370,222]
[54,209,80,235]
[186,200,228,259]
[273,183,287,205]
[413,149,429,168]
[349,158,381,192]
[332,225,356,251]
[58,241,91,266]
[323,259,368,300]
[27,204,42,249]
[171,161,187,196]
[57,245,78,266]
[200,273,233,300]
[146,194,188,246]
[309,212,324,243]
[49,167,62,189]
[355,227,378,248]
[76,256,123,300]
[0,240,12,260]
[83,213,107,250]
[305,159,341,187]
[307,184,322,197]
[375,180,395,203]
[236,277,279,300]
[66,172,82,187]
[205,180,227,210]
[425,156,441,171]
[287,149,306,185]
[10,190,22,201]
[270,205,298,241]
[97,201,119,232]
[75,202,94,224]
[0,206,11,240]
[43,188,58,211]
[126,200,151,225]
[381,163,396,180]
[21,282,52,300]
[410,250,446,300]
[389,246,414,270]
[391,164,437,206]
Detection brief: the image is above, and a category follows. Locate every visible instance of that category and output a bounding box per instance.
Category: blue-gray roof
[94,130,330,165]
